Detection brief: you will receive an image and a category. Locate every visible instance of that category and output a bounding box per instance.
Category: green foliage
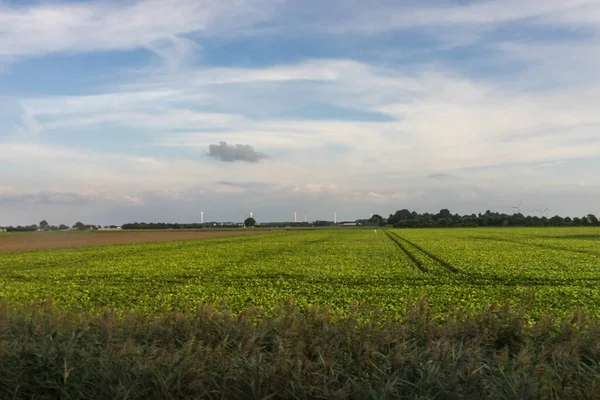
[2,228,600,398]
[1,299,600,399]
[73,222,85,230]
[5,225,38,232]
[244,217,256,227]
[121,222,211,229]
[368,214,385,226]
[388,208,600,227]
[1,228,600,319]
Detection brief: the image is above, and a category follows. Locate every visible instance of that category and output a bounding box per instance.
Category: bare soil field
[0,230,278,253]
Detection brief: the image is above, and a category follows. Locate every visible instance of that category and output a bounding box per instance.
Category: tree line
[2,221,116,232]
[121,222,241,230]
[385,209,600,228]
[3,210,599,232]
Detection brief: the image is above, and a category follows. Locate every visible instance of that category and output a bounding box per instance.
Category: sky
[1,0,600,225]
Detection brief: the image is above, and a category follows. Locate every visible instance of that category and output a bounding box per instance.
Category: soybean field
[1,228,599,318]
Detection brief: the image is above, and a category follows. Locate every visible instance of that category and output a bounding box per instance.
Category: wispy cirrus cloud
[323,0,600,32]
[0,0,276,58]
[3,0,599,64]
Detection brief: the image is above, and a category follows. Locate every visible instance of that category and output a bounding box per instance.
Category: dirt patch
[0,230,279,253]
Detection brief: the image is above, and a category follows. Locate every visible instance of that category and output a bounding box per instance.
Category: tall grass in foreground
[1,299,600,399]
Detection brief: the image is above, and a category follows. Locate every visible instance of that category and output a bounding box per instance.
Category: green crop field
[1,227,599,318]
[3,227,600,399]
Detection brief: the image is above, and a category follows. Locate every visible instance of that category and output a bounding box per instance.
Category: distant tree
[244,217,256,227]
[433,208,452,222]
[563,217,573,225]
[581,216,590,226]
[58,224,68,230]
[313,220,333,227]
[587,214,599,226]
[369,214,386,226]
[437,209,452,220]
[39,220,49,231]
[387,209,411,225]
[73,222,85,230]
[7,225,38,232]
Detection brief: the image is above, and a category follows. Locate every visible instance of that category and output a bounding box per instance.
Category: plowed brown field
[0,230,278,253]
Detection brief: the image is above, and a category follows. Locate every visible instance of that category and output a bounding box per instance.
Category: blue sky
[1,0,600,225]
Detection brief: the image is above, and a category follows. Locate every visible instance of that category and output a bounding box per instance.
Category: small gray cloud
[216,180,238,186]
[428,173,452,179]
[327,142,350,153]
[215,181,272,189]
[208,141,268,163]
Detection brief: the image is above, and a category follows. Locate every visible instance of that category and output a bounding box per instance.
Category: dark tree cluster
[388,209,600,228]
[5,225,39,232]
[260,222,314,228]
[356,214,385,226]
[121,222,248,230]
[4,221,73,232]
[313,220,335,227]
[72,222,99,231]
[122,222,207,230]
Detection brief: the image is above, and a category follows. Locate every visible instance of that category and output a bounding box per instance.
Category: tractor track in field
[385,230,459,274]
[383,230,429,273]
[383,231,600,289]
[387,230,459,274]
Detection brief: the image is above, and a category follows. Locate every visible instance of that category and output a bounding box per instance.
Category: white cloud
[2,0,600,222]
[0,0,276,58]
[13,56,600,190]
[13,104,41,136]
[2,0,600,65]
[316,0,600,39]
[42,110,248,132]
[22,90,192,115]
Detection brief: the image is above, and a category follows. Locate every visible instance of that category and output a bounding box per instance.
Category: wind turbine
[294,212,298,223]
[201,211,204,224]
[542,203,551,218]
[304,213,308,223]
[512,200,522,214]
[535,203,546,217]
[334,212,337,224]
